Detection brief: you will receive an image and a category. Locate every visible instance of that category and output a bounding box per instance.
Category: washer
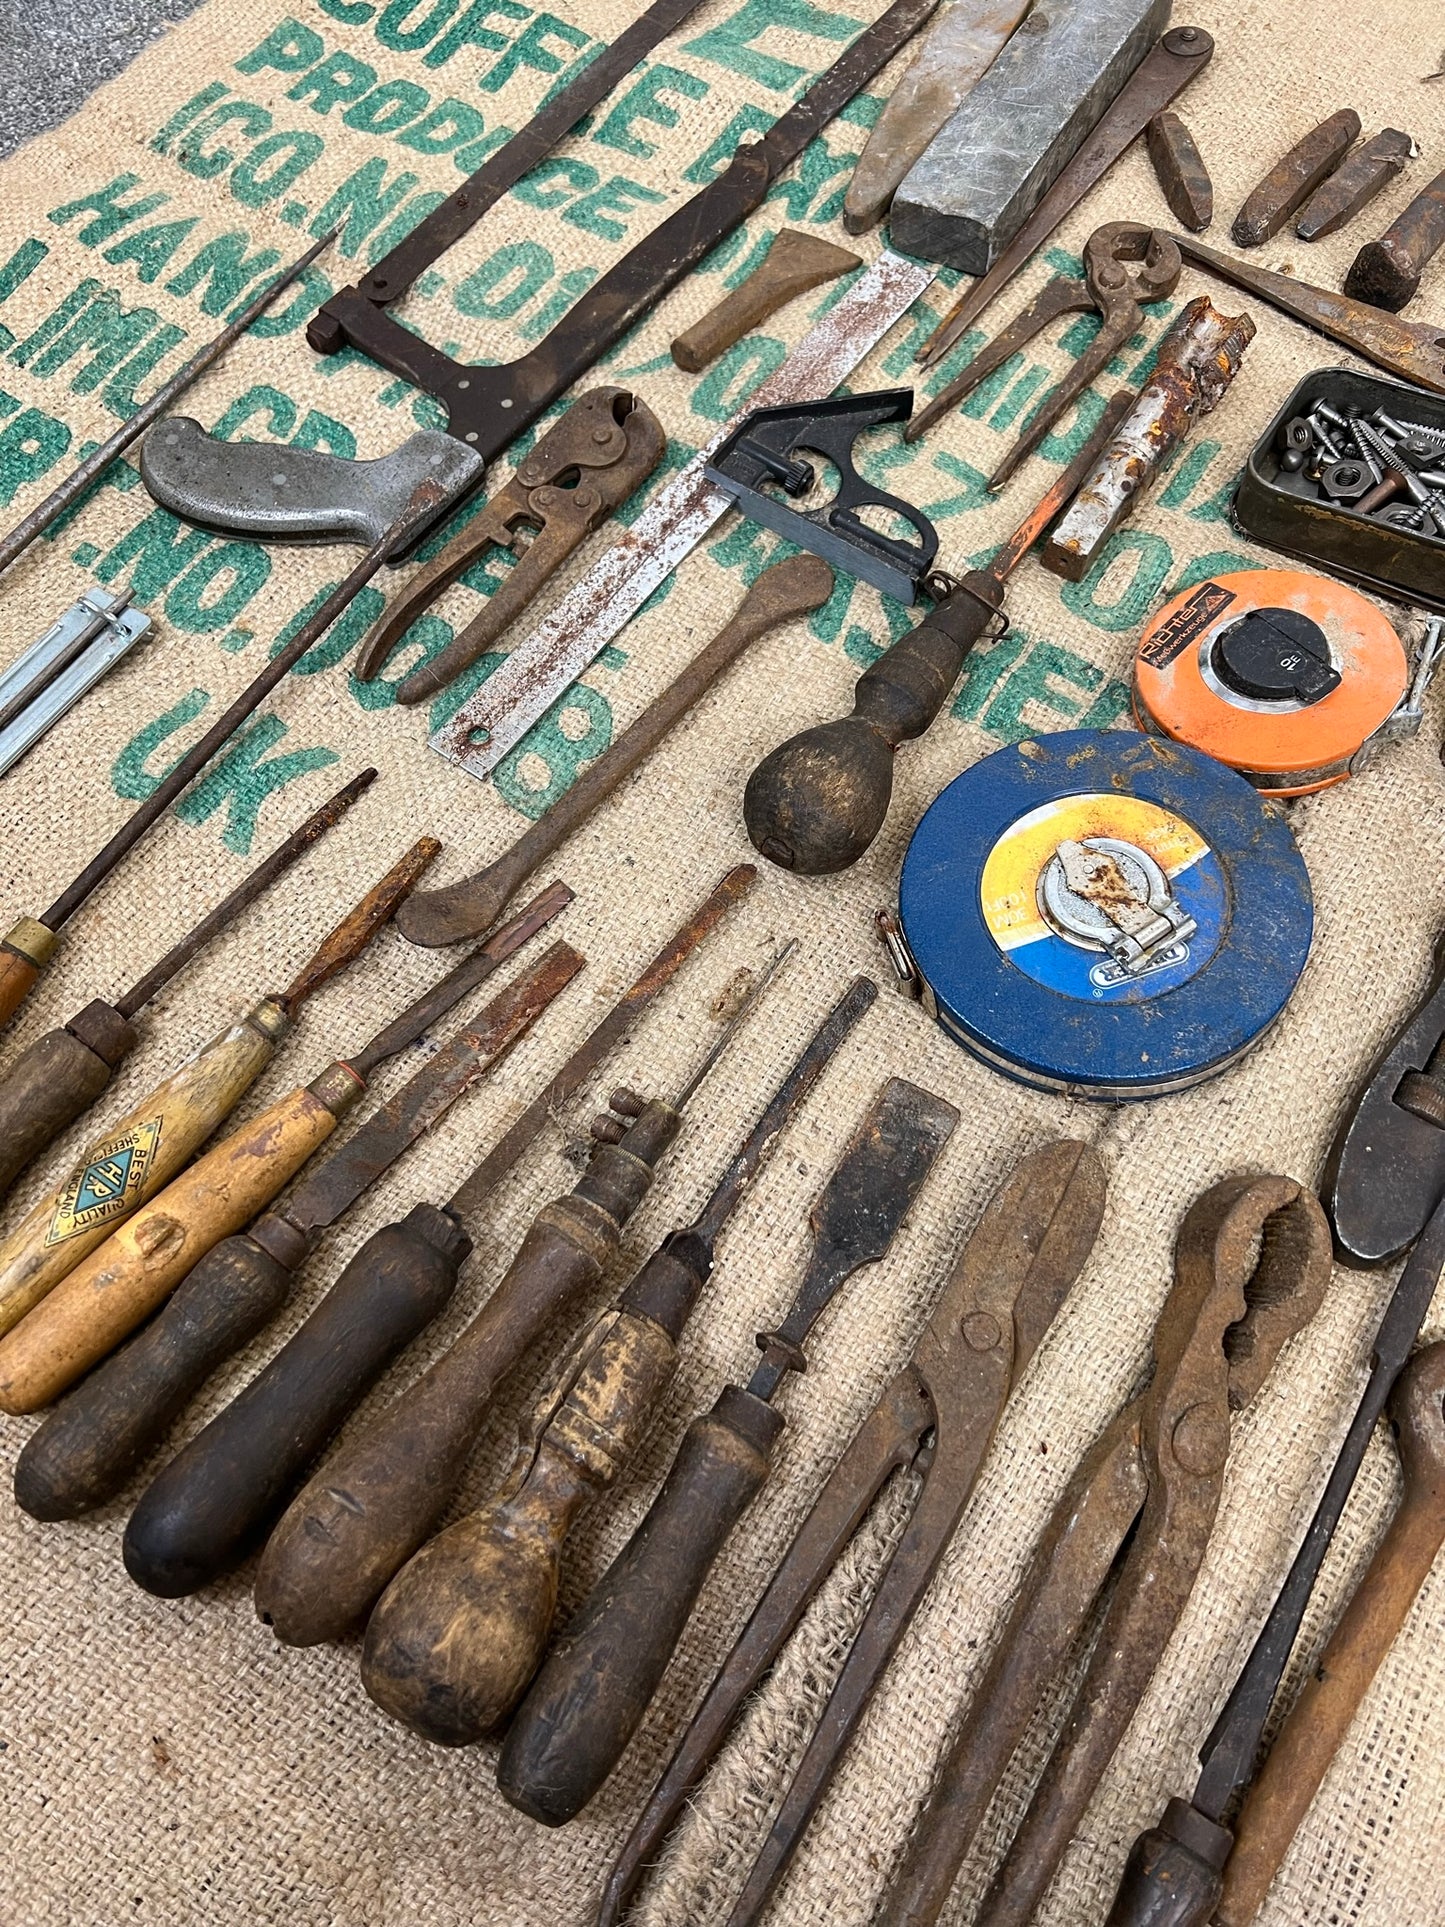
[897,730,1313,1100]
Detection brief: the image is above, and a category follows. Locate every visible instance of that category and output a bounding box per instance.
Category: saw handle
[743,571,1002,874]
[122,1203,468,1597]
[13,1233,293,1521]
[497,1383,784,1822]
[0,1003,137,1205]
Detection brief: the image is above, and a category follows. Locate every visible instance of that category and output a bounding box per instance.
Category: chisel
[14,893,576,1521]
[124,939,780,1599]
[0,768,375,1205]
[254,863,756,1646]
[0,834,438,1363]
[358,974,875,1744]
[495,1076,957,1805]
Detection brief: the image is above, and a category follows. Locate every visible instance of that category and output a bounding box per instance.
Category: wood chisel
[13,897,577,1521]
[0,835,439,1361]
[0,769,376,1206]
[123,937,786,1600]
[254,864,756,1646]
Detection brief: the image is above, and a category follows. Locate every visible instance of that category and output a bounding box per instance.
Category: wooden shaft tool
[0,837,437,1403]
[253,866,755,1646]
[0,770,375,1206]
[12,908,576,1521]
[0,478,445,1035]
[1215,1341,1445,1927]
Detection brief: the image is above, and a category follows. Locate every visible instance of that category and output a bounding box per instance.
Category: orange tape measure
[1133,570,1408,795]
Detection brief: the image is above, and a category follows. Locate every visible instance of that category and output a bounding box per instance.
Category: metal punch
[597,1137,1110,1927]
[906,223,1182,487]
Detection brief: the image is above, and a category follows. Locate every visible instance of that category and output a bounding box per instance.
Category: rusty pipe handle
[122,1203,467,1598]
[14,1232,293,1521]
[0,1011,136,1206]
[743,572,1002,875]
[497,1383,785,1823]
[1215,1342,1445,1927]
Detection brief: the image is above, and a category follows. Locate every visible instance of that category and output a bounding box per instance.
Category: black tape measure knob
[1211,608,1341,704]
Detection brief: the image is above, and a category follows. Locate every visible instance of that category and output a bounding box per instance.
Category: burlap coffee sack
[0,3,1442,1923]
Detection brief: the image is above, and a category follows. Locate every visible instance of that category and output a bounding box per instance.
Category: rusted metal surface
[1105,1199,1445,1927]
[671,232,861,372]
[277,836,440,1014]
[305,0,936,464]
[1045,296,1255,578]
[842,0,1030,233]
[907,223,1181,483]
[425,252,937,788]
[917,26,1214,365]
[1147,110,1213,230]
[1232,109,1361,247]
[1345,164,1445,310]
[1216,1340,1445,1926]
[599,1140,1107,1927]
[496,1076,959,1820]
[393,561,829,950]
[1297,128,1414,241]
[357,391,665,703]
[879,1174,1331,1927]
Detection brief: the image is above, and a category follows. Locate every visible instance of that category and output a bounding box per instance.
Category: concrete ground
[0,0,205,159]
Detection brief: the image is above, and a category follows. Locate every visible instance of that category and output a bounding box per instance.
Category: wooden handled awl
[255,866,756,1646]
[0,835,437,1348]
[0,836,441,1411]
[13,896,575,1522]
[0,769,375,1208]
[356,974,872,1743]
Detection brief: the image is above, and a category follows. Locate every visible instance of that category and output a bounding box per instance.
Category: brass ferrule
[308,1058,366,1117]
[244,997,293,1044]
[2,917,57,968]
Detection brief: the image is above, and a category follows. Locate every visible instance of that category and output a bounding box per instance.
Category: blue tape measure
[898,731,1313,1100]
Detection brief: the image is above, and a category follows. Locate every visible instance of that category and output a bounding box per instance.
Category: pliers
[906,222,1182,488]
[597,1136,1109,1927]
[877,1171,1332,1927]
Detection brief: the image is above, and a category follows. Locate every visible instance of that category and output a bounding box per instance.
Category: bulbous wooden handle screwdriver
[743,395,1132,875]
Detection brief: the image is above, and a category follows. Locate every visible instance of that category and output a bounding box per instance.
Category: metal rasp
[421,250,937,792]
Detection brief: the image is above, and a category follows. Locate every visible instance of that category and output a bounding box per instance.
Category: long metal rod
[0,229,336,582]
[670,942,796,1110]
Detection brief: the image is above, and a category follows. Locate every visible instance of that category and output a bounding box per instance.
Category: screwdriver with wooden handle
[0,768,376,1207]
[358,974,874,1744]
[255,862,756,1646]
[14,889,575,1522]
[0,834,438,1347]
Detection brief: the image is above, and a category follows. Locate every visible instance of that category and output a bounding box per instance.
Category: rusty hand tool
[0,836,445,1414]
[398,555,832,949]
[12,889,573,1522]
[496,1075,959,1815]
[1214,1340,1445,1927]
[1346,165,1445,310]
[0,769,375,1208]
[353,389,665,704]
[1296,129,1415,242]
[118,937,589,1598]
[1231,110,1361,248]
[1103,1192,1445,1927]
[597,1137,1107,1927]
[0,836,436,1349]
[905,222,1181,481]
[0,481,446,1036]
[359,974,875,1744]
[1044,295,1255,579]
[879,1173,1332,1927]
[1146,112,1213,232]
[916,26,1214,367]
[254,865,755,1646]
[671,232,862,373]
[743,393,1133,875]
[0,230,334,586]
[1166,232,1445,395]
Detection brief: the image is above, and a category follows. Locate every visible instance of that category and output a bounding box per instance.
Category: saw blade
[429,249,938,780]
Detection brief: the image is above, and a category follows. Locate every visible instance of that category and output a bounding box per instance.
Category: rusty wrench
[907,224,1181,488]
[596,1136,1108,1927]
